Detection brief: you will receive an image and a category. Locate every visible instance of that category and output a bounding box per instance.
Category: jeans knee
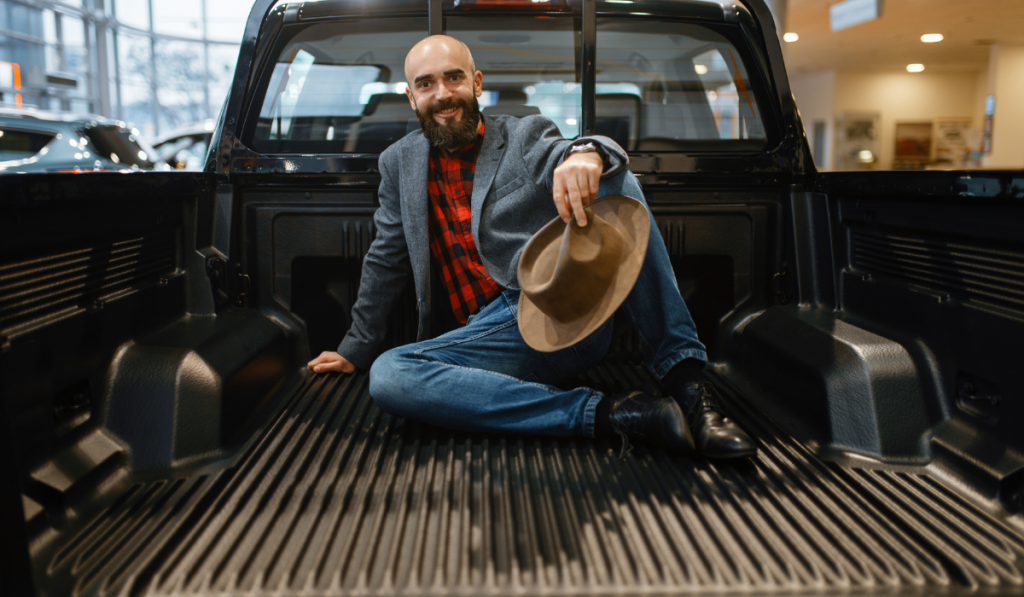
[599,171,645,203]
[368,349,410,416]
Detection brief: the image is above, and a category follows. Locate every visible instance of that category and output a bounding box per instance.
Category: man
[307,35,755,458]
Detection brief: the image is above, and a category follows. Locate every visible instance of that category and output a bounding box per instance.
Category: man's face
[405,38,484,150]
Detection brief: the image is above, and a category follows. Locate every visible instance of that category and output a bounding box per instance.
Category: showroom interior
[0,0,1022,171]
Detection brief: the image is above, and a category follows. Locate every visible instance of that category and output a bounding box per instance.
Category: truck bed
[35,362,1024,596]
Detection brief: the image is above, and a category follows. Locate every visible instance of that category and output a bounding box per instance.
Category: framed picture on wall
[835,112,880,171]
[893,121,933,168]
[934,118,975,167]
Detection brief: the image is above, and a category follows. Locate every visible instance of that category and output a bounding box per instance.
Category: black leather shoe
[604,390,695,455]
[682,383,757,459]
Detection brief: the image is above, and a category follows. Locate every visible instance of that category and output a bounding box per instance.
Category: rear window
[84,125,157,168]
[249,15,766,154]
[0,129,55,161]
[596,19,766,151]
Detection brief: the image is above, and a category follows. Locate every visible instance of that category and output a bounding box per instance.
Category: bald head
[402,34,484,143]
[404,35,476,85]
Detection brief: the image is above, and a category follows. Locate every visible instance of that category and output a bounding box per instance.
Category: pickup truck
[3,1,1024,595]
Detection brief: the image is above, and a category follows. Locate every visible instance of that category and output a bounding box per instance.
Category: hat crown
[520,210,625,323]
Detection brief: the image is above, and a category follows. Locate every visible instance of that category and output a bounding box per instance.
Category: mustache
[426,98,464,116]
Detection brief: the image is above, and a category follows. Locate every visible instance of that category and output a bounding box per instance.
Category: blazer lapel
[471,115,505,242]
[401,133,432,310]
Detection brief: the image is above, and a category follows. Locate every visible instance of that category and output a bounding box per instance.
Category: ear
[474,70,483,97]
[406,85,416,110]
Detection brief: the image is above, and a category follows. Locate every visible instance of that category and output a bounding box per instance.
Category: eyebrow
[413,68,467,84]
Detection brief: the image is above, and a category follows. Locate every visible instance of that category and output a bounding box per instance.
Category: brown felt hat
[517,194,650,352]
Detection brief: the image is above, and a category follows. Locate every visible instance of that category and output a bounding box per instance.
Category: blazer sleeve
[518,115,629,192]
[337,151,412,369]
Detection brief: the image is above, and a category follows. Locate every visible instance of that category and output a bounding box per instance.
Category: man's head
[404,35,483,150]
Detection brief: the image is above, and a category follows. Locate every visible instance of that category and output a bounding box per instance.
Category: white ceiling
[783,0,1024,74]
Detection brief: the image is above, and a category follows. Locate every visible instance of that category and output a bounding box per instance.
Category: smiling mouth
[435,106,460,116]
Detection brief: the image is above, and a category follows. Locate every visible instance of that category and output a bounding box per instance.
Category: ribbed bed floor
[40,363,1024,596]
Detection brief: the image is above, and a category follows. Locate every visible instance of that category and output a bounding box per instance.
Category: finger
[313,360,346,373]
[552,170,570,223]
[567,179,587,227]
[588,164,601,199]
[307,353,336,368]
[576,168,594,208]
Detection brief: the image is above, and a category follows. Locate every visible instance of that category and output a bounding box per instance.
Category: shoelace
[616,430,634,460]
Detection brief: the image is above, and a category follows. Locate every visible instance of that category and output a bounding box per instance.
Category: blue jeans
[369,172,706,438]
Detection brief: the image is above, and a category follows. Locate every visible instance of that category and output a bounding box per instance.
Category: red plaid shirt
[427,118,502,323]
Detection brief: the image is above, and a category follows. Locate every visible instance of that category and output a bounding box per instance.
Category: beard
[415,95,481,151]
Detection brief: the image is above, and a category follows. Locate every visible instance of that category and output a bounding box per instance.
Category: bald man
[308,36,755,458]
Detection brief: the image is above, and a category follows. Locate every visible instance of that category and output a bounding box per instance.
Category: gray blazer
[338,113,628,369]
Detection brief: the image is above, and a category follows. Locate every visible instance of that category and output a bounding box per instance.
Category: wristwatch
[566,142,598,157]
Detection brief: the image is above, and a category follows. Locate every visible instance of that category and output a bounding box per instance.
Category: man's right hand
[307,351,357,374]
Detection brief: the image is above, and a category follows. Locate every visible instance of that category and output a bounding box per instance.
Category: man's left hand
[553,151,604,227]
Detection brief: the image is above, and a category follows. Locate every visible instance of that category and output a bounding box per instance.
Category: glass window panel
[106,28,116,76]
[250,18,428,153]
[114,0,150,31]
[154,40,206,129]
[45,44,59,71]
[117,32,151,84]
[153,0,202,39]
[4,38,43,72]
[207,43,239,116]
[43,10,58,44]
[119,80,155,138]
[205,0,253,42]
[10,2,31,36]
[596,18,766,151]
[62,16,88,76]
[0,2,6,31]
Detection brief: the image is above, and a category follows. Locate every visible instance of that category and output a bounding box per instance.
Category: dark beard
[416,95,481,151]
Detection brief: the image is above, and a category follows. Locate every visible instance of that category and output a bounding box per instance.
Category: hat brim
[518,195,650,352]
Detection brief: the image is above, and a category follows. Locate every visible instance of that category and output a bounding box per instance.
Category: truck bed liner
[39,363,1024,596]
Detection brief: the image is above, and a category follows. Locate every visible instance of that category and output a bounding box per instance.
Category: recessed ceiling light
[921,33,944,43]
[694,64,708,75]
[783,32,799,42]
[907,63,925,73]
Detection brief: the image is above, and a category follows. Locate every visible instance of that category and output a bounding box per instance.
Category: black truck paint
[2,1,1024,595]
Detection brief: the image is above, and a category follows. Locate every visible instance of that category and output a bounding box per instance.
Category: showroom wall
[791,69,835,170]
[985,44,1024,168]
[792,69,984,171]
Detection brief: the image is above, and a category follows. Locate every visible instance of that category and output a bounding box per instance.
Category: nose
[435,84,452,102]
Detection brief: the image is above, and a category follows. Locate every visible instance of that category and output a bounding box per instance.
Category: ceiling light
[921,33,943,43]
[907,63,925,73]
[783,32,799,42]
[694,64,708,75]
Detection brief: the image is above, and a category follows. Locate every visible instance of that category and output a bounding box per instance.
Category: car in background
[151,119,215,170]
[0,107,167,173]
